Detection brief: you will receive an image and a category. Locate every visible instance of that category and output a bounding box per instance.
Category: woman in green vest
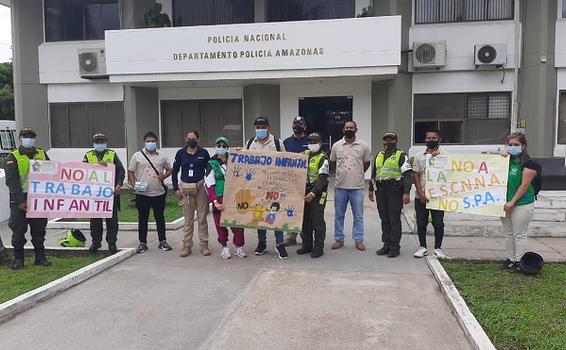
[501,132,538,272]
[204,136,246,259]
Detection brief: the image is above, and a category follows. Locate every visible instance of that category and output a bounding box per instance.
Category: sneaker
[254,242,267,256]
[136,242,148,254]
[434,249,446,259]
[276,244,288,260]
[235,247,247,258]
[414,247,428,258]
[158,241,173,251]
[221,246,231,259]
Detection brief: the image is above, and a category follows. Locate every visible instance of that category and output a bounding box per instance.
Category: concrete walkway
[0,203,475,350]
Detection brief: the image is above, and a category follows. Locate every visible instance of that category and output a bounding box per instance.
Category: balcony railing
[415,0,514,25]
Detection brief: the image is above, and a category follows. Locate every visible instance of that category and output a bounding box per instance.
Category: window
[563,0,566,18]
[266,0,355,22]
[415,0,513,24]
[161,100,243,147]
[558,92,566,144]
[49,102,125,147]
[0,130,15,151]
[414,92,511,144]
[173,0,254,26]
[45,0,120,42]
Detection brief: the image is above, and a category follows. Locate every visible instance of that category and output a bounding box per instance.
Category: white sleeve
[204,169,216,188]
[318,159,330,176]
[401,154,412,173]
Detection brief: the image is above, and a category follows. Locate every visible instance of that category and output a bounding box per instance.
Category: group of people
[1,117,538,273]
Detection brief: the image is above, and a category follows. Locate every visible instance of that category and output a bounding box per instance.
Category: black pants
[136,193,167,243]
[414,198,445,249]
[90,195,120,245]
[376,183,403,250]
[301,194,326,252]
[9,203,48,259]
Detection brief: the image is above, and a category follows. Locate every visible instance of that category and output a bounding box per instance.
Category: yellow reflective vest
[85,149,116,164]
[374,149,404,181]
[11,149,47,192]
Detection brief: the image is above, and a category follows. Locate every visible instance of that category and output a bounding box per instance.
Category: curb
[47,217,185,231]
[0,248,136,324]
[425,256,496,350]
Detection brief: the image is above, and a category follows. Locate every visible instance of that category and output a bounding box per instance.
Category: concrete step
[434,221,566,238]
[438,209,566,222]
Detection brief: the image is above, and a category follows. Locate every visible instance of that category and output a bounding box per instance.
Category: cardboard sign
[425,154,509,217]
[221,150,308,232]
[26,160,116,219]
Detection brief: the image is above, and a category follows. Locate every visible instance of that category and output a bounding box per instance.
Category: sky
[0,5,11,63]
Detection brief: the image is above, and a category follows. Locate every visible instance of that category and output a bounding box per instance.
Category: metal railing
[415,0,514,24]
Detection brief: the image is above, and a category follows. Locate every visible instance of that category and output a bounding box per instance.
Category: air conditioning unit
[412,41,447,69]
[78,48,107,79]
[474,44,507,67]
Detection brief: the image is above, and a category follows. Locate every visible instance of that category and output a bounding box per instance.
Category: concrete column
[518,0,557,157]
[243,84,281,140]
[11,0,49,147]
[254,0,265,22]
[124,87,159,160]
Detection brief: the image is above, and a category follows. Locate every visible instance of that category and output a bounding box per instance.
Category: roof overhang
[0,1,11,7]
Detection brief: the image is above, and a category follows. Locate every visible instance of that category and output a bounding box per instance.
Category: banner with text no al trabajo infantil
[425,154,509,217]
[221,150,308,232]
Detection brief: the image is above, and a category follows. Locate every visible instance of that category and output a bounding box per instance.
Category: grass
[0,255,103,304]
[59,193,183,223]
[442,260,566,350]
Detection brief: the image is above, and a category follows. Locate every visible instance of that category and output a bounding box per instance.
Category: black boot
[296,246,312,255]
[34,250,52,267]
[12,259,24,270]
[376,245,390,256]
[311,250,324,258]
[387,247,400,258]
[108,242,117,253]
[89,242,102,253]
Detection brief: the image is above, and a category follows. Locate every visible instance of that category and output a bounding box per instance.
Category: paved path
[0,203,475,350]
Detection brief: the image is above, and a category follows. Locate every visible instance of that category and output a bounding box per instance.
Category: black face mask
[293,125,305,134]
[384,142,396,150]
[344,130,355,139]
[426,140,439,149]
[187,139,198,148]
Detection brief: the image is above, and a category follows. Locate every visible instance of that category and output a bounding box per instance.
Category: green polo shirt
[506,157,536,206]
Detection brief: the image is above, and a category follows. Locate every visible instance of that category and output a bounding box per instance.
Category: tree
[0,62,14,120]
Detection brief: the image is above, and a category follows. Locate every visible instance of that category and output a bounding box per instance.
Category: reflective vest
[208,158,226,197]
[306,150,326,184]
[375,149,404,181]
[85,149,115,164]
[12,149,47,192]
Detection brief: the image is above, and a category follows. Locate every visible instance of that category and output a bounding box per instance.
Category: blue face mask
[215,147,227,156]
[21,138,35,149]
[145,142,157,152]
[507,145,522,156]
[186,139,198,149]
[255,129,268,140]
[94,143,107,152]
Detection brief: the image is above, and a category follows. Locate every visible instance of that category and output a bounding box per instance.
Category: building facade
[3,0,565,165]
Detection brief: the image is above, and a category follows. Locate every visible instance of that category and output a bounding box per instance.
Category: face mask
[307,144,320,153]
[215,147,227,156]
[507,145,522,156]
[94,143,107,152]
[293,125,305,134]
[21,138,35,148]
[256,129,268,139]
[426,140,439,149]
[384,142,396,150]
[145,142,157,152]
[344,130,355,139]
[186,139,198,148]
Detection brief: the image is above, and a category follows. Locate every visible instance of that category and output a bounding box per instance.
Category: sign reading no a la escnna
[221,150,308,232]
[425,154,509,217]
[26,160,116,219]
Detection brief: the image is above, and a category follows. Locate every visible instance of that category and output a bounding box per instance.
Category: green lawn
[0,255,103,304]
[442,260,566,350]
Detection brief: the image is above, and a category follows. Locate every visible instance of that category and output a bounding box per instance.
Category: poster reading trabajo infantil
[222,150,308,232]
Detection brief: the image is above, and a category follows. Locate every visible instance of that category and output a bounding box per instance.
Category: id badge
[135,181,148,192]
[188,170,194,177]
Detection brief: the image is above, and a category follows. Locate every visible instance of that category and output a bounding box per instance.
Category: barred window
[558,92,566,144]
[414,92,511,144]
[415,0,514,24]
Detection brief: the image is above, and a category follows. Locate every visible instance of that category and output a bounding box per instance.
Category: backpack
[529,158,543,198]
[246,137,281,151]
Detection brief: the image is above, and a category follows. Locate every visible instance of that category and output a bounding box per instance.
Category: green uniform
[507,157,536,206]
[5,147,50,261]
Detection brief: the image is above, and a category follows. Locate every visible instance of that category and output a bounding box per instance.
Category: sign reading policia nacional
[105,16,401,76]
[221,150,308,233]
[26,160,116,219]
[425,154,509,217]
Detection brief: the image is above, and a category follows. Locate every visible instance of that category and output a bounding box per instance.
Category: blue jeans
[334,188,364,243]
[257,230,284,246]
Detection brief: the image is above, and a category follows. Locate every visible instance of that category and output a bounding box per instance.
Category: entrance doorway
[298,96,353,154]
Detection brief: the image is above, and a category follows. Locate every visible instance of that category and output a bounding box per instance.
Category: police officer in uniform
[297,133,329,258]
[5,128,51,269]
[369,132,412,258]
[83,133,126,253]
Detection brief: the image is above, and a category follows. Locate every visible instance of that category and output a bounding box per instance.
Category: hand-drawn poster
[221,150,308,232]
[26,160,116,219]
[425,154,509,217]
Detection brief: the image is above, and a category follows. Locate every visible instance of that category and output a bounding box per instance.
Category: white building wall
[39,40,106,84]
